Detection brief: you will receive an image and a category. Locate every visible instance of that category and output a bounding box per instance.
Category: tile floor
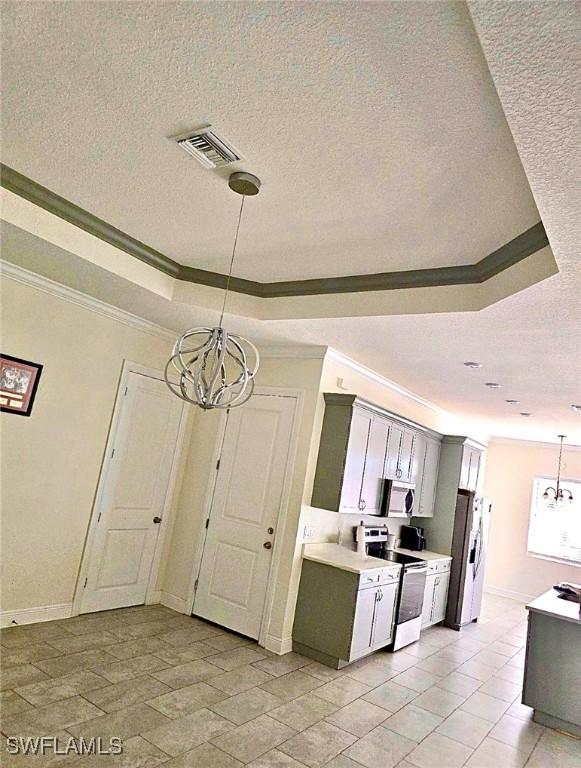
[1,595,580,767]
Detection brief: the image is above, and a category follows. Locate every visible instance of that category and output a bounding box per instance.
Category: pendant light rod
[219,194,245,326]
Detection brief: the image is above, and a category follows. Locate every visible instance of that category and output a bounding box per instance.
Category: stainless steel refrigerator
[445,492,491,630]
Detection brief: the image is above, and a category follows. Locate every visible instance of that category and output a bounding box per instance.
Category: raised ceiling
[0,1,540,282]
[1,1,580,443]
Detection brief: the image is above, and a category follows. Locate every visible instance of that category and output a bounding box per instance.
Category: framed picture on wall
[0,354,43,416]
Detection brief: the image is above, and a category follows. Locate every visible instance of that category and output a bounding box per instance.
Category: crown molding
[259,345,327,359]
[0,260,176,342]
[1,164,549,299]
[489,436,581,451]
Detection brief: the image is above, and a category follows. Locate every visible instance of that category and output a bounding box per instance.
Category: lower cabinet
[293,560,400,668]
[421,560,452,629]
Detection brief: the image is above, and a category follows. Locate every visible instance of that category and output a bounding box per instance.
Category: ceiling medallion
[164,172,261,410]
[542,435,574,507]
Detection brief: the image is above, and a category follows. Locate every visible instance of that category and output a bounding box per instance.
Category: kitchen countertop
[302,543,402,575]
[526,589,581,625]
[395,548,452,562]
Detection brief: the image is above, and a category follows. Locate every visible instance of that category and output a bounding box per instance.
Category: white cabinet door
[421,573,437,628]
[411,432,426,485]
[351,587,378,657]
[372,582,398,648]
[432,571,450,625]
[467,449,481,492]
[399,430,415,482]
[416,438,440,518]
[385,422,403,479]
[340,408,371,512]
[459,445,472,490]
[360,416,389,514]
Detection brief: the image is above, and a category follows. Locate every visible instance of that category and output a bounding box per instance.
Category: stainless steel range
[354,525,427,651]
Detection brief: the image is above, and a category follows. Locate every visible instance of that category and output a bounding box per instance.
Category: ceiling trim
[1,163,549,298]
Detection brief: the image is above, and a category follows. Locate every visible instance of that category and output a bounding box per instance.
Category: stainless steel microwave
[380,478,416,517]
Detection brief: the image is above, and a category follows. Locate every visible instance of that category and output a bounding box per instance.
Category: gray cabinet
[311,394,442,515]
[416,437,440,518]
[293,559,400,668]
[459,446,482,492]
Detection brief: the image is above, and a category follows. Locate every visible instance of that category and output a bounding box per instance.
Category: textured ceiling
[0,1,539,281]
[1,1,580,443]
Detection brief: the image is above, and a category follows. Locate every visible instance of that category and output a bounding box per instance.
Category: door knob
[153,516,162,524]
[263,542,272,549]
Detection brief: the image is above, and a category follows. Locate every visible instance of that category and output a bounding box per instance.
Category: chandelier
[543,435,574,506]
[164,172,261,410]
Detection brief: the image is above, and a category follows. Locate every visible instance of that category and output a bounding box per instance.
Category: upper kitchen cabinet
[310,394,441,515]
[415,436,440,518]
[459,444,482,492]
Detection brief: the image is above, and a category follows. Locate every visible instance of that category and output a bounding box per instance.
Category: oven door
[397,565,427,624]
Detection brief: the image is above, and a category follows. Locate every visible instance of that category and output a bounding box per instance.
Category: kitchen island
[523,589,581,736]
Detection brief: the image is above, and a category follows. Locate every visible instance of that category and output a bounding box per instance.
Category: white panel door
[193,394,296,639]
[81,373,183,614]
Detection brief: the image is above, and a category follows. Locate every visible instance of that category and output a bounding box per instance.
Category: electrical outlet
[303,525,316,540]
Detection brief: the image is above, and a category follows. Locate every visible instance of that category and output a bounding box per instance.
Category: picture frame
[0,354,43,417]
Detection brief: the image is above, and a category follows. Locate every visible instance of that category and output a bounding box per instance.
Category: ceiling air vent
[176,127,240,169]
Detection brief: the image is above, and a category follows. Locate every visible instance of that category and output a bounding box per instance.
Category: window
[528,476,581,566]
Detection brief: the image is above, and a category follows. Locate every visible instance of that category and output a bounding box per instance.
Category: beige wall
[483,439,581,600]
[0,277,175,613]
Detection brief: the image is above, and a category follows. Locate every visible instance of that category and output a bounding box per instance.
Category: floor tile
[325,698,388,736]
[487,640,520,657]
[390,667,442,693]
[269,692,339,731]
[494,665,524,685]
[35,649,116,677]
[414,655,460,677]
[436,671,481,697]
[471,650,510,670]
[163,742,243,768]
[152,642,216,665]
[0,689,34,716]
[406,731,473,768]
[300,662,345,682]
[159,626,221,647]
[106,637,169,661]
[247,748,307,767]
[109,618,175,641]
[323,756,364,768]
[207,646,268,671]
[478,676,521,703]
[363,681,417,713]
[2,641,63,667]
[0,663,49,691]
[147,680,227,719]
[278,720,356,767]
[210,687,283,724]
[209,665,274,695]
[412,686,465,717]
[465,736,528,767]
[253,652,311,678]
[150,658,221,689]
[455,659,496,682]
[0,623,69,648]
[312,675,370,706]
[82,674,171,712]
[48,630,119,654]
[460,691,510,723]
[212,714,296,764]
[436,708,493,747]
[431,645,475,664]
[0,731,80,768]
[488,714,544,755]
[260,671,323,702]
[526,729,581,768]
[143,707,234,756]
[67,702,170,740]
[381,703,443,742]
[345,659,398,687]
[343,724,415,768]
[15,670,109,706]
[91,654,169,683]
[69,734,169,768]
[2,695,105,736]
[505,699,534,722]
[203,633,254,652]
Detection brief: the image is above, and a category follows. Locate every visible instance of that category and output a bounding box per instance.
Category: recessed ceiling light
[520,412,532,417]
[463,362,482,369]
[505,399,519,404]
[571,404,581,413]
[485,382,501,389]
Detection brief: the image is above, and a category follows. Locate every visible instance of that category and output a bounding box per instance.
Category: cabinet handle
[396,468,402,479]
[359,499,366,510]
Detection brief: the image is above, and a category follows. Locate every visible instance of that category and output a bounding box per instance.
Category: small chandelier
[543,435,574,507]
[165,172,261,410]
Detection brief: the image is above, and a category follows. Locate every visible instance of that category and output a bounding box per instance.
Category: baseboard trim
[263,633,293,655]
[0,602,73,628]
[159,592,188,614]
[485,586,535,603]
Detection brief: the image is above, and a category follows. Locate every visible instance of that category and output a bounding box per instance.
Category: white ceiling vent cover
[176,128,240,169]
